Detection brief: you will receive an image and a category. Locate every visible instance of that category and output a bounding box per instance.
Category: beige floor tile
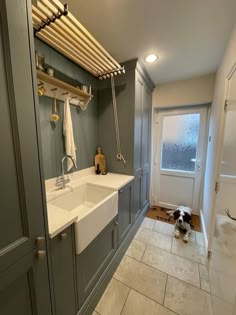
[125,239,146,261]
[141,217,155,230]
[142,245,200,287]
[93,312,99,315]
[188,230,197,243]
[135,227,172,252]
[212,295,234,315]
[164,276,213,315]
[172,238,207,264]
[199,264,209,280]
[96,278,130,315]
[121,289,176,315]
[153,221,175,237]
[114,255,167,304]
[196,231,206,247]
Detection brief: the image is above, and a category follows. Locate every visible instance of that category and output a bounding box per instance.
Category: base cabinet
[50,226,77,315]
[118,182,133,245]
[77,218,118,308]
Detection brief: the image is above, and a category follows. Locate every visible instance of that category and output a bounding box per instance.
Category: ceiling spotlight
[145,54,158,63]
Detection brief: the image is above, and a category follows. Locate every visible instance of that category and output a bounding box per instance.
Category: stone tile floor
[93,217,215,315]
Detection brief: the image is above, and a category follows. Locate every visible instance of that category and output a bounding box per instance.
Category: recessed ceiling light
[145,54,158,63]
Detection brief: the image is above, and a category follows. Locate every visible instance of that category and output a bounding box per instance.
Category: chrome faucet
[56,155,76,189]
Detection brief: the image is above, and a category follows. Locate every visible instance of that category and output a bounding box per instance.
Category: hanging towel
[63,94,77,171]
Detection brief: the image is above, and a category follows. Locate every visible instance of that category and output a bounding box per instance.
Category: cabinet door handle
[60,232,68,240]
[37,250,46,259]
[35,236,45,247]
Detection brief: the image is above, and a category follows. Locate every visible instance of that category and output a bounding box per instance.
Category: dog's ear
[173,210,180,220]
[183,212,191,223]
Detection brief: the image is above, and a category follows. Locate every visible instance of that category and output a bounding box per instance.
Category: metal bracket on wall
[224,99,228,112]
[34,3,68,35]
[215,181,220,193]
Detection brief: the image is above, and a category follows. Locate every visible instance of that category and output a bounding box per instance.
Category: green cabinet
[77,218,118,308]
[50,226,77,315]
[118,181,134,245]
[98,59,154,221]
[0,1,52,314]
[133,70,152,221]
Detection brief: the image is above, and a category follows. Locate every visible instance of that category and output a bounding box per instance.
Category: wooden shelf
[37,70,93,108]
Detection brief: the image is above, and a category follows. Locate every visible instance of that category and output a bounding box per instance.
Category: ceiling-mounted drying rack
[32,0,125,80]
[37,70,93,110]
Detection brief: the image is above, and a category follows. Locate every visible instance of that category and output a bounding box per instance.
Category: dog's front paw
[175,230,180,239]
[183,234,189,243]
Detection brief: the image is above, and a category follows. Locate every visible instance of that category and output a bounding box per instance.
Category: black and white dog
[173,206,192,243]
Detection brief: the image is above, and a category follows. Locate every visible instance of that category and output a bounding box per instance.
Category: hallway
[93,218,212,315]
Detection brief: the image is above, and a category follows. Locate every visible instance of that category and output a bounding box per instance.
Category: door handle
[196,161,201,171]
[35,236,45,247]
[36,250,46,259]
[225,208,236,221]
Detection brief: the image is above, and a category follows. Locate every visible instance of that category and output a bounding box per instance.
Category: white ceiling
[67,0,236,85]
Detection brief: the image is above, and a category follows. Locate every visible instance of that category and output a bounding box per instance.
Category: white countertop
[47,204,78,238]
[46,170,134,238]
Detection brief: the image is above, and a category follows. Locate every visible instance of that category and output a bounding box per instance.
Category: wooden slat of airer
[41,28,100,74]
[32,6,109,73]
[34,26,98,76]
[35,28,98,76]
[39,0,118,70]
[33,13,103,74]
[50,0,121,69]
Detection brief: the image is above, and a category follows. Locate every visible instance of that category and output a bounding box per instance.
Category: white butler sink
[49,184,118,254]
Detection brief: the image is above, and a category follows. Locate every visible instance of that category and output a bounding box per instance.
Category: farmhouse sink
[49,183,118,254]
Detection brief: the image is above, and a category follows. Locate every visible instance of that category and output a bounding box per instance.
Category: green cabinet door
[77,218,118,308]
[118,182,134,244]
[50,226,77,315]
[0,0,51,314]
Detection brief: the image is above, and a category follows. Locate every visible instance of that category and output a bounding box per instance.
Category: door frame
[208,62,236,251]
[150,105,210,214]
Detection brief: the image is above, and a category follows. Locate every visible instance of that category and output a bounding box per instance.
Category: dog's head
[173,209,191,225]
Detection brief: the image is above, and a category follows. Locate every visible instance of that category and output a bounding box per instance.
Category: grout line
[120,287,131,315]
[116,254,203,291]
[163,273,168,305]
[114,277,179,315]
[140,243,147,262]
[136,233,206,266]
[197,262,202,290]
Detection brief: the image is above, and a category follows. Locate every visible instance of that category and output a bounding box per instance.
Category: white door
[152,107,207,214]
[208,66,236,314]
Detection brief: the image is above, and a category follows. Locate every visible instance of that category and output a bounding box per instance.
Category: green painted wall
[35,39,98,179]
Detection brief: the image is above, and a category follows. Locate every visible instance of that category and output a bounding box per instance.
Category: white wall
[152,73,216,108]
[202,23,236,248]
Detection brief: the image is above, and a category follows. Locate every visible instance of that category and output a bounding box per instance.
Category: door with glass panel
[153,108,207,214]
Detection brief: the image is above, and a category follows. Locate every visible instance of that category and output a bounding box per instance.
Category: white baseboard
[200,209,208,252]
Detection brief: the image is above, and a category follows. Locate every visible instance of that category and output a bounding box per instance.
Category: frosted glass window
[161,113,200,172]
[221,109,236,176]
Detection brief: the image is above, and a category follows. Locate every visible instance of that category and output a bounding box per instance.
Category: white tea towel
[63,95,77,171]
